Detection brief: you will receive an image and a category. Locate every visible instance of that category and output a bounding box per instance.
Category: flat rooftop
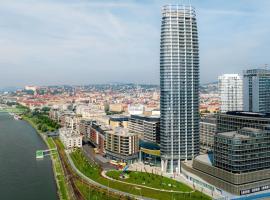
[130,114,160,122]
[195,154,213,166]
[225,111,270,118]
[218,131,250,139]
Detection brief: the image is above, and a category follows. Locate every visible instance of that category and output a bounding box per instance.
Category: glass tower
[243,69,270,113]
[160,5,200,173]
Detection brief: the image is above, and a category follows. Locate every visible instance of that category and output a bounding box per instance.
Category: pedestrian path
[101,170,195,194]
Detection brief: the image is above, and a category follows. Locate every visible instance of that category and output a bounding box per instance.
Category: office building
[129,114,160,144]
[214,127,270,173]
[160,5,200,173]
[217,111,270,133]
[200,115,216,152]
[218,74,243,113]
[183,125,270,196]
[243,69,270,113]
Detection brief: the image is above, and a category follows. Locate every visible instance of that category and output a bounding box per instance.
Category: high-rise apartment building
[243,69,270,113]
[160,5,199,173]
[218,74,243,113]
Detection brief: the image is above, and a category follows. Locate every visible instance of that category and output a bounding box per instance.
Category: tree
[41,124,48,132]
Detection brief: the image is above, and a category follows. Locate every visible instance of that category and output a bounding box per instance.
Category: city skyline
[1,0,270,87]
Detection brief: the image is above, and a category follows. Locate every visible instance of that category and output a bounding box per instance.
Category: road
[66,152,154,200]
[81,142,116,170]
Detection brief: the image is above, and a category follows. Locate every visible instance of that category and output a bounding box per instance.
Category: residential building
[128,104,144,115]
[218,74,243,113]
[243,69,270,113]
[109,115,129,128]
[105,127,139,163]
[87,120,109,154]
[59,128,82,149]
[109,104,123,112]
[160,5,200,173]
[79,119,92,136]
[129,114,160,144]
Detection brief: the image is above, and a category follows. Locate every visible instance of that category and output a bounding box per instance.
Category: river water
[0,112,58,200]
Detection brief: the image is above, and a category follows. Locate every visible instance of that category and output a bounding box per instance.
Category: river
[0,112,58,200]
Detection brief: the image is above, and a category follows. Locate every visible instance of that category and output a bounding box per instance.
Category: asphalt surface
[82,142,116,170]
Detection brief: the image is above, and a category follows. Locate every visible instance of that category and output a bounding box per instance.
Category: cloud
[0,0,270,87]
[0,0,160,87]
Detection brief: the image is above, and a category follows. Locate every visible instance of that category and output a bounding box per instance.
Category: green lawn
[74,180,120,200]
[106,170,192,192]
[70,149,211,200]
[47,138,69,200]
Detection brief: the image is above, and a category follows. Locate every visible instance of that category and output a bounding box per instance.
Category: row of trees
[24,107,60,132]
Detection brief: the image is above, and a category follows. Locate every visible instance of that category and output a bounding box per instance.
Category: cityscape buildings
[218,74,243,113]
[2,2,270,200]
[160,5,200,173]
[243,69,270,113]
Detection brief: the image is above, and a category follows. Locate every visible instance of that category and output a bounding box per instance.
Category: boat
[14,115,22,120]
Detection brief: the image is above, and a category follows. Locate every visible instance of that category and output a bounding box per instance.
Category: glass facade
[214,127,270,173]
[160,5,199,173]
[243,69,270,113]
[217,111,270,133]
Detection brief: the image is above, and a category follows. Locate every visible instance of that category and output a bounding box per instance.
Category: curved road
[66,152,154,200]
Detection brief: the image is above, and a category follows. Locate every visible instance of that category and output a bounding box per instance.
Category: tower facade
[218,74,243,113]
[243,69,270,113]
[160,5,199,173]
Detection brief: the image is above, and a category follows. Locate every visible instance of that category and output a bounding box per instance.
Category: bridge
[36,148,57,159]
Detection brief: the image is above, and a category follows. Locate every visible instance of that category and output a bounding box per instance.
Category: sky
[1,0,270,87]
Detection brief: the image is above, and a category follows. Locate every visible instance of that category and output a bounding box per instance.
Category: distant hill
[200,81,218,93]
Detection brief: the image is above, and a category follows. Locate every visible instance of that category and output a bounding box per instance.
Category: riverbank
[0,112,58,200]
[22,115,70,200]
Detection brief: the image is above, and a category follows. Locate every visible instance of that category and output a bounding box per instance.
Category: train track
[54,139,129,200]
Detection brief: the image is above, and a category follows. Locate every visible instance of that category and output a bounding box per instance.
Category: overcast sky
[1,0,270,87]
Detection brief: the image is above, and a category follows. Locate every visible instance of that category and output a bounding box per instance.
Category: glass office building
[160,5,200,173]
[214,127,270,173]
[243,69,270,113]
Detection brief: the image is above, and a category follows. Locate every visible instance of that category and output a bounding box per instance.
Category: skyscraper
[243,69,270,113]
[218,74,243,113]
[160,5,199,174]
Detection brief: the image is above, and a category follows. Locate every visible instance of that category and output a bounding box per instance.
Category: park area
[106,170,192,192]
[70,149,211,200]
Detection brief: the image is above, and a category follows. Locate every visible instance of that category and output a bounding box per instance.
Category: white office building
[218,74,243,113]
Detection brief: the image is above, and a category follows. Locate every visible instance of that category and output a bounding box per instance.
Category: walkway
[101,170,195,194]
[66,152,154,200]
